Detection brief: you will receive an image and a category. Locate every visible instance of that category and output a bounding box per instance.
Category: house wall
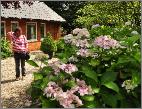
[1,17,62,51]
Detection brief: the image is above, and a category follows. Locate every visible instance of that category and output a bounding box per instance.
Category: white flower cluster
[92,24,100,28]
[122,80,138,93]
[73,28,90,38]
[68,56,78,63]
[125,21,131,26]
[131,31,139,35]
[64,34,73,44]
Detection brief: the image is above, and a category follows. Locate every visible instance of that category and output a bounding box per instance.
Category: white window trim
[11,21,19,32]
[26,22,37,42]
[1,21,6,38]
[40,23,46,41]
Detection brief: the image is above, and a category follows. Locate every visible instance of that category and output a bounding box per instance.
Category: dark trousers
[14,52,26,78]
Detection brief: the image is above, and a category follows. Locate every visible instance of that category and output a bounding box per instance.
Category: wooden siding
[1,17,61,51]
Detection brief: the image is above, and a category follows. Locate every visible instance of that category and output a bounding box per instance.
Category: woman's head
[14,27,22,37]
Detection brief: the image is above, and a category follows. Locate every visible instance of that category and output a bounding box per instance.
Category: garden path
[1,54,39,108]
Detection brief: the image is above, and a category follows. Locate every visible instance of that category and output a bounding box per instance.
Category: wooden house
[1,1,65,51]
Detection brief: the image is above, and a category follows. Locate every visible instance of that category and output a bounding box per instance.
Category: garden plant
[1,37,12,59]
[27,24,140,108]
[40,32,57,59]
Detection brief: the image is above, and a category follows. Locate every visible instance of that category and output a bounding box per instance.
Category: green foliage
[76,1,141,31]
[89,25,141,41]
[56,38,65,53]
[81,95,95,101]
[81,65,98,82]
[40,32,57,59]
[26,60,39,67]
[1,37,12,59]
[103,81,119,93]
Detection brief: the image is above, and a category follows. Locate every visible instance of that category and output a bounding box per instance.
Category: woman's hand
[7,31,13,37]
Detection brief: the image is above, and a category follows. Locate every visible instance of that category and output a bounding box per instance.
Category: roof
[1,1,66,22]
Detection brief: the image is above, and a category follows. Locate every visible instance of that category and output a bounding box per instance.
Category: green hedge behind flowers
[28,25,140,108]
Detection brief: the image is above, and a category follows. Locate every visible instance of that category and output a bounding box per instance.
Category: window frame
[26,22,37,42]
[11,21,19,32]
[1,21,6,38]
[40,23,46,41]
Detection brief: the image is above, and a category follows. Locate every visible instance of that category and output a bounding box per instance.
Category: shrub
[28,26,140,108]
[56,38,65,53]
[40,32,57,59]
[1,37,12,59]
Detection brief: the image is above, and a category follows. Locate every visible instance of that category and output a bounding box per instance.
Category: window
[26,22,37,40]
[40,23,46,39]
[11,21,19,32]
[1,21,6,37]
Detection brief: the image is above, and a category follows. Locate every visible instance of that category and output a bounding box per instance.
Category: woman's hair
[14,27,22,33]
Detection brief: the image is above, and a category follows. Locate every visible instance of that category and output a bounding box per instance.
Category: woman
[7,27,28,80]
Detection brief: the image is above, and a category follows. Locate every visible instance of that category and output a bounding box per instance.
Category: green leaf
[41,66,53,75]
[133,51,140,63]
[92,88,100,93]
[117,56,135,65]
[101,70,118,84]
[81,66,98,82]
[65,80,76,88]
[83,101,96,108]
[102,93,118,107]
[132,72,141,85]
[89,59,100,67]
[34,73,43,80]
[40,78,49,90]
[32,80,43,89]
[123,35,140,45]
[26,60,39,67]
[103,81,119,93]
[30,86,42,100]
[40,96,57,108]
[49,75,59,82]
[81,95,95,101]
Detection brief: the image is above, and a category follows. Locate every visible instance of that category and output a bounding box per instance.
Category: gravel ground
[1,55,40,108]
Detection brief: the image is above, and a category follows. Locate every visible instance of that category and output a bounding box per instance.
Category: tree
[44,1,87,34]
[75,1,141,31]
[1,1,33,9]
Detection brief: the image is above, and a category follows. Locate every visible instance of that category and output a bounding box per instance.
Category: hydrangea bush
[28,25,140,108]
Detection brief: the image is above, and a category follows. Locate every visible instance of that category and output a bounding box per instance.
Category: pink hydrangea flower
[77,28,90,38]
[94,35,120,49]
[48,58,63,75]
[76,39,90,48]
[78,86,90,96]
[60,63,78,74]
[57,91,83,108]
[76,48,90,57]
[43,82,63,98]
[70,79,94,96]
